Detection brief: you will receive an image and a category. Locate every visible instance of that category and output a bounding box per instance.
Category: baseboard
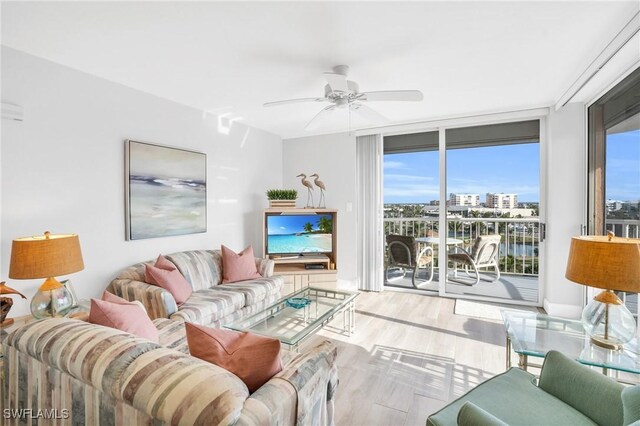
[336,278,358,292]
[543,298,582,319]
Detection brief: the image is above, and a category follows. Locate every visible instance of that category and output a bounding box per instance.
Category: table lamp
[565,232,640,350]
[9,231,84,319]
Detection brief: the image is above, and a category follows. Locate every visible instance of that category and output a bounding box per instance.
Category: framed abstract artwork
[125,140,207,240]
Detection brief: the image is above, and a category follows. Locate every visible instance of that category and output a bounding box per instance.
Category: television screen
[266,214,333,255]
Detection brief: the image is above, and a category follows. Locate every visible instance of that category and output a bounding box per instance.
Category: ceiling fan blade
[360,90,424,102]
[323,72,349,93]
[263,97,326,107]
[350,103,390,124]
[305,105,336,130]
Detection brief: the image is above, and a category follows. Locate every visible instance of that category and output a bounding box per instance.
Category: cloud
[279,226,286,229]
[383,160,407,170]
[385,173,435,182]
[384,182,440,198]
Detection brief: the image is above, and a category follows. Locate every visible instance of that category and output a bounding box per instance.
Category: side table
[502,310,640,384]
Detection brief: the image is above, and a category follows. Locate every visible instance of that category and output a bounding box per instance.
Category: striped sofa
[3,317,339,426]
[107,250,283,326]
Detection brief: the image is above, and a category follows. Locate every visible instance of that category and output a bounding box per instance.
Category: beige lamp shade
[565,235,640,292]
[9,231,84,283]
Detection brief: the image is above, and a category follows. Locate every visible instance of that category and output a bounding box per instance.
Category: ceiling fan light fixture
[335,98,349,108]
[264,64,423,129]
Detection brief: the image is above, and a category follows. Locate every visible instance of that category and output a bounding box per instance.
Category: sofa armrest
[539,350,625,426]
[109,278,178,319]
[256,257,275,277]
[237,340,338,426]
[278,340,338,425]
[236,378,297,426]
[623,385,640,426]
[457,402,508,426]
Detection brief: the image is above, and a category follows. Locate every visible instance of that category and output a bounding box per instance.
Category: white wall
[282,133,357,289]
[543,103,585,318]
[1,47,282,317]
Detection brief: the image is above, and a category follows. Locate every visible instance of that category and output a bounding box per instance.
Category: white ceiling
[2,1,638,139]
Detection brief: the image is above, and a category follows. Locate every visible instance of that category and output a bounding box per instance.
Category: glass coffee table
[503,311,640,382]
[225,287,358,350]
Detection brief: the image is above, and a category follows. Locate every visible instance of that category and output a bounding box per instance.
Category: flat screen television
[266,213,333,255]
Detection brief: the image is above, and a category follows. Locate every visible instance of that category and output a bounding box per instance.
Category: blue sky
[383,129,640,204]
[384,143,540,204]
[267,214,332,235]
[606,129,640,201]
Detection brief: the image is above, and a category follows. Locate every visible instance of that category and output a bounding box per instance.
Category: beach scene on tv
[267,214,333,254]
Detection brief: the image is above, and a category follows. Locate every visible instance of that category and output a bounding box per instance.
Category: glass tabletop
[502,310,640,374]
[225,287,358,346]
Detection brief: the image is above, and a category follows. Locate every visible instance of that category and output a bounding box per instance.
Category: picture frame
[125,140,207,240]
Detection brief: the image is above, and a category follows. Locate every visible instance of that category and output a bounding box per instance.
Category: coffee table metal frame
[225,287,358,351]
[503,310,640,384]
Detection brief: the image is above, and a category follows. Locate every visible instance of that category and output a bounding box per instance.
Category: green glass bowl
[286,297,311,309]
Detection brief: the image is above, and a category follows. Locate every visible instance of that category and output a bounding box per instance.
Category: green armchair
[427,350,640,426]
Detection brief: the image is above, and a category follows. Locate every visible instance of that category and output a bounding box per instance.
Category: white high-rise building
[486,193,518,209]
[449,193,480,206]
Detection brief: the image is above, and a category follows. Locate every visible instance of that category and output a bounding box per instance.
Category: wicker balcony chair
[448,234,502,286]
[385,234,434,289]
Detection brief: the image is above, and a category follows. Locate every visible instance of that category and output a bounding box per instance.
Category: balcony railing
[605,219,640,238]
[384,216,541,276]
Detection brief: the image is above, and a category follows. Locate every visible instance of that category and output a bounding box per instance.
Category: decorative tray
[286,297,311,309]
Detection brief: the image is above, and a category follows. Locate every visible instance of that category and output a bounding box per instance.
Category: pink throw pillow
[89,299,159,342]
[185,322,282,393]
[145,264,192,304]
[101,291,147,314]
[221,245,262,283]
[154,254,176,271]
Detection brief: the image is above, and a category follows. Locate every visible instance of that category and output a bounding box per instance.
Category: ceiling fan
[263,65,424,130]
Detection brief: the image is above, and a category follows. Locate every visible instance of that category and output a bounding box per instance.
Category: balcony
[384,216,540,303]
[605,218,640,238]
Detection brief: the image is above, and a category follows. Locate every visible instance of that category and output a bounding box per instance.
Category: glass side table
[502,311,640,383]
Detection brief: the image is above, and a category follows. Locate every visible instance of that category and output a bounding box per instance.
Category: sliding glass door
[383,131,440,292]
[588,66,640,318]
[443,121,541,304]
[382,119,544,306]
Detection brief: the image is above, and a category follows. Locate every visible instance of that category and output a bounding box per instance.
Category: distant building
[606,199,623,212]
[429,200,440,206]
[449,193,480,206]
[486,193,518,209]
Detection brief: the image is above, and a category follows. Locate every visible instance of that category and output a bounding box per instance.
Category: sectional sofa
[3,317,339,425]
[107,249,283,326]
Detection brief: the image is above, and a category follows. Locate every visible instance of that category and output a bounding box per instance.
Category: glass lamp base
[30,287,75,319]
[582,290,636,351]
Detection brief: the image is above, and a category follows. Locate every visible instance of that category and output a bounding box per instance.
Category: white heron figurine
[310,173,326,208]
[297,173,315,208]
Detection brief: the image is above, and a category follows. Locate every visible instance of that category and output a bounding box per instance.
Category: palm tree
[303,222,313,233]
[318,217,332,233]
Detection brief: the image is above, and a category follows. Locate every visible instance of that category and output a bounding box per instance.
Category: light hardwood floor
[314,290,508,426]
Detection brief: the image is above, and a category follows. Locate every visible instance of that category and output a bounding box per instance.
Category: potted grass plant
[266,189,298,208]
